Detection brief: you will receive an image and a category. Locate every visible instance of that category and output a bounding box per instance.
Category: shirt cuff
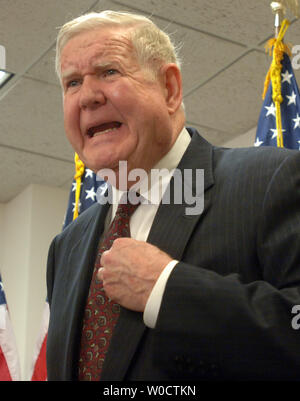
[143,259,178,329]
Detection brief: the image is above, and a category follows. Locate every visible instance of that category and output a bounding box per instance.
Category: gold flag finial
[271,1,299,26]
[271,2,285,37]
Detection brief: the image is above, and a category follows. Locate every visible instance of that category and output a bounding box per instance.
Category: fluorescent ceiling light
[0,69,14,88]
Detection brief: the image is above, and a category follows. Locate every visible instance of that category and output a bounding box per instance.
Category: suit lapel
[148,128,214,259]
[56,202,110,379]
[100,307,145,380]
[101,129,215,380]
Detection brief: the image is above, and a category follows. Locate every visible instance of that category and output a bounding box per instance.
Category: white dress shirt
[105,127,191,328]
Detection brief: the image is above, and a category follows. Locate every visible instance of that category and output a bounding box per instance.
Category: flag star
[281,70,293,84]
[265,103,276,117]
[72,181,82,192]
[254,138,264,147]
[270,128,286,139]
[293,113,300,129]
[286,91,297,106]
[85,186,97,201]
[85,169,94,178]
[72,201,81,213]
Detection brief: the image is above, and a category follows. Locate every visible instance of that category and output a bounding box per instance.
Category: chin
[85,157,118,175]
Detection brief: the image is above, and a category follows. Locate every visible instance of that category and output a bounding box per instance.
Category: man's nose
[79,75,106,110]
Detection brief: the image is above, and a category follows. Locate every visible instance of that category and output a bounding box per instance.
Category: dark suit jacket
[47,128,300,380]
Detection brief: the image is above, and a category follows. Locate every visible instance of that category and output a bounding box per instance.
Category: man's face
[60,27,175,182]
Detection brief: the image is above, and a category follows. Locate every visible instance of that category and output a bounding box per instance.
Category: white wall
[0,203,5,274]
[0,184,69,380]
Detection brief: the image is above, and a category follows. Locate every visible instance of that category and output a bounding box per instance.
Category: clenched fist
[97,238,172,312]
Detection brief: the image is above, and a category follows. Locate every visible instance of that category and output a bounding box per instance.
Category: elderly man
[47,10,300,381]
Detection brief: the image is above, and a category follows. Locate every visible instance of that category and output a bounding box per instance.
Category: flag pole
[266,2,291,147]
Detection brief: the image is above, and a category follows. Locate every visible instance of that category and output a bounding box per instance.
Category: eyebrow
[61,68,78,82]
[93,60,120,70]
[61,61,119,81]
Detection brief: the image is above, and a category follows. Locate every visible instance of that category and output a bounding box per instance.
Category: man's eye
[67,80,79,88]
[103,69,118,77]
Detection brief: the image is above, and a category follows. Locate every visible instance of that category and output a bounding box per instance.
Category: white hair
[55,10,182,81]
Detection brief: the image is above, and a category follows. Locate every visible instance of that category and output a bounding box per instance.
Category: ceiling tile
[185,122,234,146]
[25,47,58,86]
[0,77,74,161]
[0,0,99,74]
[222,126,257,148]
[112,0,282,45]
[0,146,73,203]
[184,50,271,136]
[161,26,244,96]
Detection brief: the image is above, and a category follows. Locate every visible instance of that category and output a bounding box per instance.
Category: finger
[97,267,105,281]
[100,249,110,265]
[112,237,135,248]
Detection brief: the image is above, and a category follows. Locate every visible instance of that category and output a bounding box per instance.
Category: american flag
[63,168,106,229]
[0,275,20,381]
[255,53,300,149]
[30,301,49,381]
[31,167,106,380]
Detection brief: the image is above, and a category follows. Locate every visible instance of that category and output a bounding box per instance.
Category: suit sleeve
[153,151,300,380]
[46,237,57,307]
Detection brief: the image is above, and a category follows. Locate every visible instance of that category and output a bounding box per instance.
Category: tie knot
[115,191,140,219]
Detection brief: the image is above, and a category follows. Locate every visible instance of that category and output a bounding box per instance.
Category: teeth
[93,127,119,137]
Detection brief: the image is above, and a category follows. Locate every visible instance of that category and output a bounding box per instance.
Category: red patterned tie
[78,194,140,381]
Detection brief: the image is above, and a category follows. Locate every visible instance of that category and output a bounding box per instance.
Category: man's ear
[160,63,183,115]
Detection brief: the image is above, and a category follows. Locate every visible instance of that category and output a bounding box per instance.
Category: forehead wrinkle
[93,35,137,63]
[105,34,135,52]
[61,30,141,79]
[76,29,135,56]
[90,39,140,75]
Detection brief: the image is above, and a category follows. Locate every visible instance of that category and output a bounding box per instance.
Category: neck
[106,110,186,191]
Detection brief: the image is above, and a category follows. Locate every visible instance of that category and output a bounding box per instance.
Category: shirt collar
[112,127,191,213]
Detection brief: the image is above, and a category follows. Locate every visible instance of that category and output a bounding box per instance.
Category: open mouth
[87,122,122,138]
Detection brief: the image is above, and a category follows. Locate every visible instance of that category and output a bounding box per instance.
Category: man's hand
[97,238,172,312]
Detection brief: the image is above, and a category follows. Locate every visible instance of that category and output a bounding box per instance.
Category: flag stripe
[30,300,49,381]
[0,302,21,381]
[0,275,20,381]
[0,347,12,381]
[31,334,47,381]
